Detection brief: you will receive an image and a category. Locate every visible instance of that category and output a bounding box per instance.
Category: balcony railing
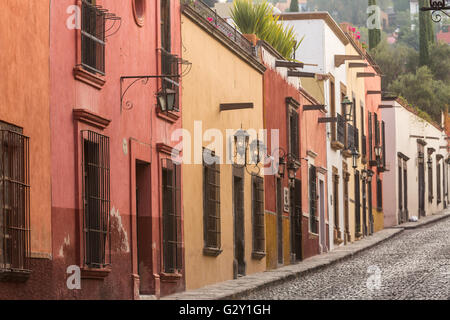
[182,0,256,57]
[347,124,355,149]
[336,114,346,145]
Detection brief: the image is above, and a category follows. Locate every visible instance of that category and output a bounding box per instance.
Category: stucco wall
[181,15,265,290]
[382,99,448,227]
[0,0,52,257]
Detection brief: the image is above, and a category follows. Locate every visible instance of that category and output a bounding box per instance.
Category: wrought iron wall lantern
[420,0,450,22]
[361,169,369,181]
[272,147,307,187]
[351,147,359,169]
[374,145,382,165]
[367,169,374,183]
[231,129,266,175]
[342,96,354,122]
[120,76,179,113]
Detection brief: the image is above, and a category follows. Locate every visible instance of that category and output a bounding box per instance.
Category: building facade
[279,12,349,251]
[0,0,52,298]
[381,98,448,227]
[1,0,185,300]
[181,1,266,290]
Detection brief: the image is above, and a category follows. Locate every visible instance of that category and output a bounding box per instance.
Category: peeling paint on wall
[58,234,71,258]
[110,207,130,253]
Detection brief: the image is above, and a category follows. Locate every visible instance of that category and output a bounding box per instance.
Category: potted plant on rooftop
[231,0,302,60]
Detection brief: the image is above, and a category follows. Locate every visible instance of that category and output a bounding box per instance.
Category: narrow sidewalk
[162,209,450,300]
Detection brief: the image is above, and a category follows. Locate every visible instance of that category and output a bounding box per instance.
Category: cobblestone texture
[243,217,450,300]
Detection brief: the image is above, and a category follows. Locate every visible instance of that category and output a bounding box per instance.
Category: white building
[279,12,350,251]
[381,97,449,227]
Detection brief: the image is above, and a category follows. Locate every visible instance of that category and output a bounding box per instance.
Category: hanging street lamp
[231,129,265,175]
[341,96,354,122]
[351,147,359,169]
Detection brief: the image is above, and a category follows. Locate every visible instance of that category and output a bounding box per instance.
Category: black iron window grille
[381,121,386,168]
[162,158,182,273]
[368,112,373,162]
[252,175,265,255]
[82,130,110,269]
[0,129,30,274]
[437,161,442,204]
[355,170,361,235]
[203,150,221,253]
[289,109,300,160]
[309,165,318,234]
[376,176,383,211]
[337,113,346,145]
[81,0,106,75]
[428,159,434,203]
[362,134,367,158]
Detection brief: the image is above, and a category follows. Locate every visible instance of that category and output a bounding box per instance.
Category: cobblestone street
[243,218,450,300]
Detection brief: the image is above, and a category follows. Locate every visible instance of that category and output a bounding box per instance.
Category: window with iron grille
[81,0,106,75]
[428,158,433,203]
[437,161,441,204]
[162,158,182,273]
[309,165,318,234]
[82,131,110,269]
[252,175,265,255]
[0,126,30,273]
[381,121,386,168]
[203,149,221,254]
[398,158,403,211]
[355,170,361,235]
[289,109,299,160]
[368,112,373,161]
[376,176,382,211]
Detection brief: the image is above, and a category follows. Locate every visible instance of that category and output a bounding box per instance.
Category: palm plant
[230,0,302,60]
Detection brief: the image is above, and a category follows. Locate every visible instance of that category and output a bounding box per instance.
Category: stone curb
[162,210,450,300]
[388,211,450,230]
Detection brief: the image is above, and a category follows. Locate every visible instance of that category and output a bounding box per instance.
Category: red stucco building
[258,41,328,270]
[1,0,185,299]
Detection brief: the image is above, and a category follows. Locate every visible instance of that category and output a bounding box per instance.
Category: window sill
[251,251,266,260]
[203,247,223,257]
[156,109,180,124]
[73,65,106,90]
[0,268,31,282]
[308,232,319,239]
[81,266,111,280]
[160,272,183,282]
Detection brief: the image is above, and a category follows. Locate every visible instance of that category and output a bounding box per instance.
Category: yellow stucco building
[181,4,266,290]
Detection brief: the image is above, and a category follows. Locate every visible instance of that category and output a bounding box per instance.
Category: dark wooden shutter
[203,152,221,250]
[355,171,361,235]
[381,121,386,167]
[175,163,182,270]
[368,112,373,161]
[309,165,317,233]
[437,162,441,204]
[161,158,182,272]
[376,177,382,210]
[252,176,265,254]
[290,111,299,160]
